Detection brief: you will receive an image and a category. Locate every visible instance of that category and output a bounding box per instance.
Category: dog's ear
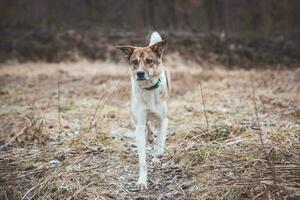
[149,40,166,58]
[116,46,135,59]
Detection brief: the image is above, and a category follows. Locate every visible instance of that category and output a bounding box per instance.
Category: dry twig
[200,82,209,133]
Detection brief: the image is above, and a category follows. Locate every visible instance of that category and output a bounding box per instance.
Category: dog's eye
[145,59,154,65]
[131,59,138,66]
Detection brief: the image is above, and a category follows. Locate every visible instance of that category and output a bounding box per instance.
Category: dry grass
[0,60,299,199]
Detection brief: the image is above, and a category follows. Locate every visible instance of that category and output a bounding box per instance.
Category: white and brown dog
[117,32,171,189]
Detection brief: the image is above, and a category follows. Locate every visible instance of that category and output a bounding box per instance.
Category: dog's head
[117,40,166,81]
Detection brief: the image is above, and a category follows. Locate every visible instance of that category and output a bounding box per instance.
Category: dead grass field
[0,60,299,199]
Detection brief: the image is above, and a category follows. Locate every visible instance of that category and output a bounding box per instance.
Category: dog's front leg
[135,113,148,189]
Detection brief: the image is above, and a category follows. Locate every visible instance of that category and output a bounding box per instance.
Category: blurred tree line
[1,0,300,66]
[1,0,299,35]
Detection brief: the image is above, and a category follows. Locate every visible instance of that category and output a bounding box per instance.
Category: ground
[0,60,299,199]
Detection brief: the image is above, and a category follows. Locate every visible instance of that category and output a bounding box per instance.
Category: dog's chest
[140,89,162,111]
[132,81,163,112]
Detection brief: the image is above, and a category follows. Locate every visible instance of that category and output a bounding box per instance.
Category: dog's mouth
[137,77,147,81]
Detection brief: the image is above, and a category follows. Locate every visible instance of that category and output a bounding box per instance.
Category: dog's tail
[149,31,162,46]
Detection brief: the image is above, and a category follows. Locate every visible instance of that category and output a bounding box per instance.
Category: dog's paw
[136,178,148,190]
[151,157,161,166]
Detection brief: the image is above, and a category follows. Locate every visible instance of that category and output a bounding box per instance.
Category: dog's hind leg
[146,122,154,144]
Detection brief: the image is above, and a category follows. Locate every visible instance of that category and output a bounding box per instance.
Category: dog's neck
[144,79,161,90]
[135,75,161,90]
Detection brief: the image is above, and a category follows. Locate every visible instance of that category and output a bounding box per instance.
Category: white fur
[131,70,168,189]
[149,31,162,46]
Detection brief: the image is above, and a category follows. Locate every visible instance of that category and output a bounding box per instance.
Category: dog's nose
[137,71,145,78]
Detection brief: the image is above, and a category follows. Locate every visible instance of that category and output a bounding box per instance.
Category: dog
[117,32,171,189]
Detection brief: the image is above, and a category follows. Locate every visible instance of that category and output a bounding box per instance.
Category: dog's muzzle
[136,71,148,81]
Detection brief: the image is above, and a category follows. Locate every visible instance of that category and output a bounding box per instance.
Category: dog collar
[144,79,161,90]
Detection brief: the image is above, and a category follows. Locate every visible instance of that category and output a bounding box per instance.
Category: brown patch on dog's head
[117,40,166,81]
